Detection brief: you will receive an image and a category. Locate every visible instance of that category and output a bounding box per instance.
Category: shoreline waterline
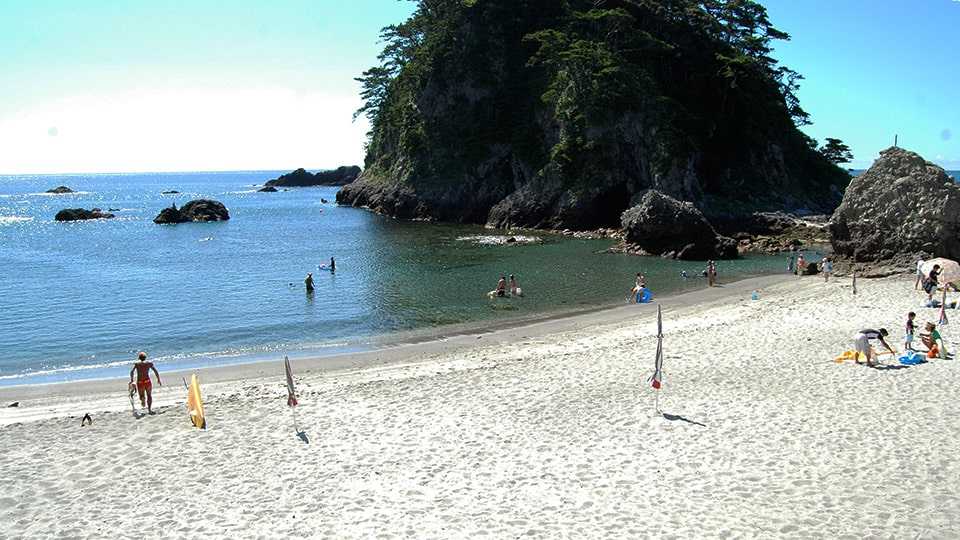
[0,273,791,406]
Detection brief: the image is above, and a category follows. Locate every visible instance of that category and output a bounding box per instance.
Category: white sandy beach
[2,273,959,538]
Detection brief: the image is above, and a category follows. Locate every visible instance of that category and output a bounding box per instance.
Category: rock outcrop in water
[153,200,230,224]
[46,186,74,194]
[338,1,850,230]
[265,166,360,188]
[258,186,278,192]
[55,208,115,221]
[620,190,737,260]
[830,147,960,263]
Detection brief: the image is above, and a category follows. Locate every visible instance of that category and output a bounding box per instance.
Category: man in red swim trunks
[129,352,162,414]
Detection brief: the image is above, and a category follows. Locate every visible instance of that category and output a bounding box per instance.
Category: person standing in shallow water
[329,257,335,273]
[304,272,315,293]
[129,352,161,414]
[707,260,717,287]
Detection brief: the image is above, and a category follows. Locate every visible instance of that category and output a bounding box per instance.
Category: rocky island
[153,200,230,224]
[264,166,361,188]
[54,208,115,221]
[337,0,850,258]
[45,186,74,194]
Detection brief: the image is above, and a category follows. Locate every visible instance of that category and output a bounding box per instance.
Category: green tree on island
[347,0,851,228]
[819,138,854,164]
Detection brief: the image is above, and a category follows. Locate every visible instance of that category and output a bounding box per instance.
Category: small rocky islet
[54,208,115,221]
[153,200,230,224]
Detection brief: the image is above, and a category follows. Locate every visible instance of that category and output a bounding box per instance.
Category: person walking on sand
[304,272,315,293]
[796,253,806,277]
[821,257,833,282]
[129,352,162,414]
[923,264,941,303]
[707,260,717,287]
[853,328,894,367]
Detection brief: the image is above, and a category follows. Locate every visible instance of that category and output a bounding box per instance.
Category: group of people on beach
[789,252,833,281]
[851,258,949,366]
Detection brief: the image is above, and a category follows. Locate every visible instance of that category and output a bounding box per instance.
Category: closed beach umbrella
[921,258,960,284]
[284,356,298,407]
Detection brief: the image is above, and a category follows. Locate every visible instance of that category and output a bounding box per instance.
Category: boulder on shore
[265,166,361,187]
[55,208,115,221]
[829,147,960,262]
[620,190,738,260]
[153,200,230,224]
[46,186,74,194]
[258,186,278,192]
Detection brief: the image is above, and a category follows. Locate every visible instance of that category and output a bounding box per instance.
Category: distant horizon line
[0,165,364,177]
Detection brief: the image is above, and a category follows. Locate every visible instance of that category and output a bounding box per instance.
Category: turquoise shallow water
[0,171,793,385]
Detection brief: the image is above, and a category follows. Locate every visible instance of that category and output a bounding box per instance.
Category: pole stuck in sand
[649,305,664,416]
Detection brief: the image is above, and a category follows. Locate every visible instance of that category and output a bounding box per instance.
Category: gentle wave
[457,234,542,245]
[26,191,93,196]
[0,215,33,225]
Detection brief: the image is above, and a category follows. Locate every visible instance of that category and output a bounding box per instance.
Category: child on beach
[821,257,833,282]
[905,312,916,351]
[920,322,946,359]
[129,352,162,414]
[796,254,806,277]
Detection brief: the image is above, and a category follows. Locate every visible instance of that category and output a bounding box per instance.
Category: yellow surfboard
[186,373,206,429]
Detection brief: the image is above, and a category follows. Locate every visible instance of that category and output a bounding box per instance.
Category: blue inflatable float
[899,352,925,365]
[635,289,653,304]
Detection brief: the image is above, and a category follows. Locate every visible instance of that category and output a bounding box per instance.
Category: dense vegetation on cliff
[339,0,850,229]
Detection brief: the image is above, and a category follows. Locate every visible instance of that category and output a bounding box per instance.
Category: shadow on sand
[662,412,706,427]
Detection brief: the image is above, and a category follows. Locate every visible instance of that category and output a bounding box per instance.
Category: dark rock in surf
[55,208,116,221]
[46,186,74,194]
[153,199,230,224]
[258,186,278,192]
[161,190,180,194]
[620,190,737,260]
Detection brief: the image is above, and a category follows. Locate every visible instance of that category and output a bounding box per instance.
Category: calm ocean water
[1,171,793,385]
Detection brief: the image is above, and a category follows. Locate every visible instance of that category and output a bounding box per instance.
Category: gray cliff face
[829,147,960,261]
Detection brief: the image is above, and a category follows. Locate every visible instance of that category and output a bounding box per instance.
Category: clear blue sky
[765,0,960,169]
[0,0,956,173]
